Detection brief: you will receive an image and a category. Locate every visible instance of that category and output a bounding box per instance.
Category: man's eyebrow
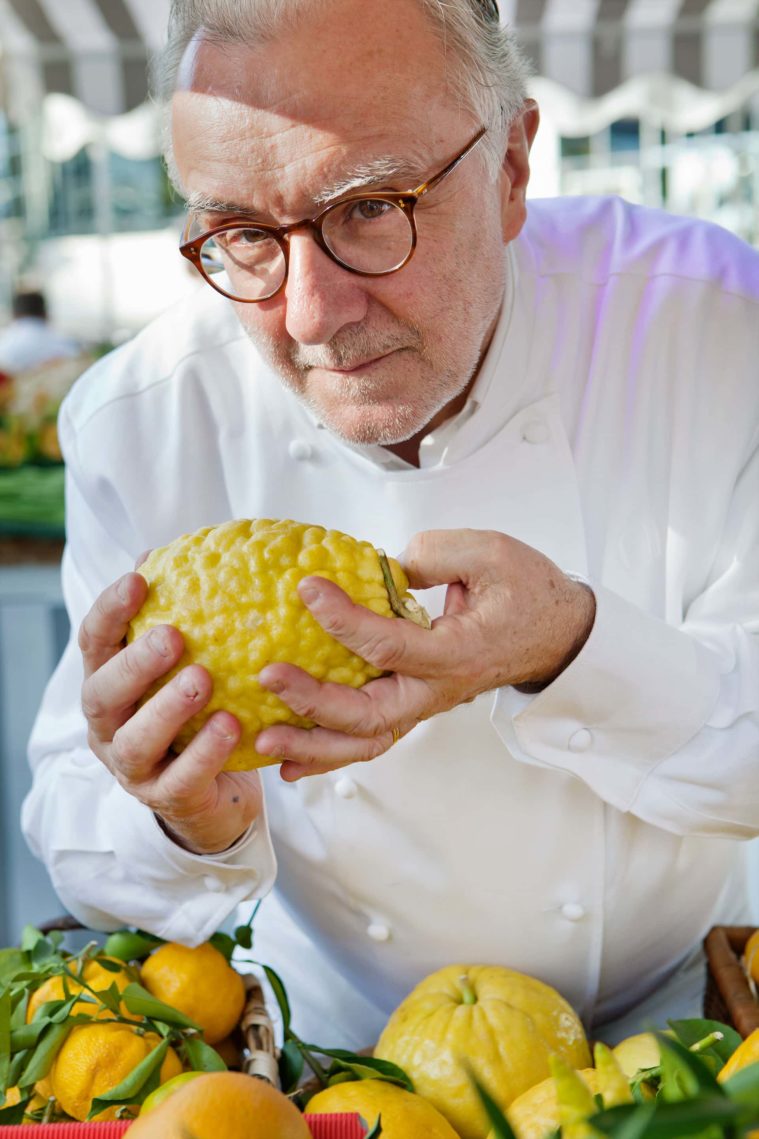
[185,150,430,218]
[311,152,429,205]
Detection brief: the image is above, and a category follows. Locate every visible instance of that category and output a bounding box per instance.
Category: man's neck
[384,381,473,467]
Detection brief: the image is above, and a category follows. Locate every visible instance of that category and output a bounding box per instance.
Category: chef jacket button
[367,922,391,942]
[202,874,223,891]
[334,776,358,799]
[521,419,550,445]
[561,902,586,922]
[288,439,313,461]
[568,727,593,753]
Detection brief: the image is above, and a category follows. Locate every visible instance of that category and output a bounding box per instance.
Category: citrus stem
[458,974,477,1005]
[689,1031,724,1053]
[377,550,431,629]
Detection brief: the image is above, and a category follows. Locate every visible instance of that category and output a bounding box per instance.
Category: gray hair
[154,0,532,187]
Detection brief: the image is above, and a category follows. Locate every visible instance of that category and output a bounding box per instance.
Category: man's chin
[318,409,421,447]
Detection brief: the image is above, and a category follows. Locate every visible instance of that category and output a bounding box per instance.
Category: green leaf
[469,1070,518,1139]
[121,982,201,1029]
[87,1036,170,1119]
[279,1039,305,1093]
[234,925,253,950]
[362,1114,383,1139]
[261,964,291,1034]
[656,1033,722,1103]
[0,949,26,988]
[9,1020,48,1052]
[182,1036,227,1072]
[20,926,45,953]
[589,1100,656,1139]
[590,1096,739,1138]
[720,1059,759,1110]
[301,1047,413,1092]
[0,1096,29,1125]
[668,1019,742,1067]
[18,1020,71,1086]
[0,989,11,1092]
[102,930,162,963]
[210,932,237,963]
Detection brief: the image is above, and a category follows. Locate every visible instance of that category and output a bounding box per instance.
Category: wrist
[154,811,248,855]
[515,580,596,694]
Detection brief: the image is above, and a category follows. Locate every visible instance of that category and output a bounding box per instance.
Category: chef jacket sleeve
[21,401,277,945]
[492,422,759,839]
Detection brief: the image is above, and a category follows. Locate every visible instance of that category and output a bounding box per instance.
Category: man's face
[172,0,534,447]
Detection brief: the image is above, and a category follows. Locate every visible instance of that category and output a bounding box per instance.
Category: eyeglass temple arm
[411,126,488,199]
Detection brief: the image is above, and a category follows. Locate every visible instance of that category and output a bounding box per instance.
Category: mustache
[292,325,422,370]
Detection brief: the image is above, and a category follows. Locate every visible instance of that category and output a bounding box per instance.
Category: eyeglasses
[179,126,488,303]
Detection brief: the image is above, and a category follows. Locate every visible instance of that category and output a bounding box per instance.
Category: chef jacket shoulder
[60,284,252,434]
[520,195,759,303]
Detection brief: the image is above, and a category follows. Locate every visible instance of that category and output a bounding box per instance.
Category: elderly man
[23,0,759,1048]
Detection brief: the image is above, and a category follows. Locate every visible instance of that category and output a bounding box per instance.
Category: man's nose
[283,231,369,345]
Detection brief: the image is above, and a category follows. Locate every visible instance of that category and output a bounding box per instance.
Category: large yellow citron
[128,518,427,770]
[127,1071,311,1139]
[307,1079,460,1138]
[49,1021,182,1122]
[139,941,246,1046]
[374,965,591,1139]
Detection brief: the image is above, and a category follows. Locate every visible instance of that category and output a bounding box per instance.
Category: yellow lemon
[307,1080,460,1138]
[719,1028,759,1083]
[375,965,591,1139]
[612,1032,664,1078]
[503,1068,599,1139]
[140,941,245,1045]
[140,1070,204,1114]
[128,518,427,770]
[26,957,139,1023]
[49,1021,182,1122]
[743,931,759,985]
[126,1071,311,1139]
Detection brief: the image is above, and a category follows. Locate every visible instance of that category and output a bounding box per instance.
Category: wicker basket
[703,925,759,1039]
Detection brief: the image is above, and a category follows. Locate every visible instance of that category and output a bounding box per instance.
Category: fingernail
[211,717,236,741]
[117,577,130,603]
[150,627,171,656]
[178,671,199,698]
[299,582,321,605]
[260,674,284,694]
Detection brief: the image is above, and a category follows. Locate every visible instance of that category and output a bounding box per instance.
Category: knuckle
[357,630,407,672]
[109,727,146,777]
[80,680,106,724]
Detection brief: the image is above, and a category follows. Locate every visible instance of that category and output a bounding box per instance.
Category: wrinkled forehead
[170,4,474,212]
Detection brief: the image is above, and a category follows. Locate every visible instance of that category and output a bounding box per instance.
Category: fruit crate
[0,1116,366,1137]
[703,925,759,1039]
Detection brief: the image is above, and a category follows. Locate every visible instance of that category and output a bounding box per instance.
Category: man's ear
[500,99,540,243]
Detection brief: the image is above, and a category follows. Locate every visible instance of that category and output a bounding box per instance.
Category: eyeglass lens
[199,196,414,301]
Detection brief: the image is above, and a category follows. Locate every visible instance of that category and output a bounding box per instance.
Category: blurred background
[0,0,757,943]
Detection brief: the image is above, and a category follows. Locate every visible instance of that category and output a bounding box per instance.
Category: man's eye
[351,199,393,221]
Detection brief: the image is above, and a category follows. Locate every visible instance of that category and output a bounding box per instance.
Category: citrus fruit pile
[128,517,429,770]
[0,927,246,1125]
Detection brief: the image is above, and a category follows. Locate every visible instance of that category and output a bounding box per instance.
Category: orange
[140,941,246,1045]
[307,1080,460,1138]
[49,1021,182,1122]
[26,957,139,1023]
[126,1071,311,1139]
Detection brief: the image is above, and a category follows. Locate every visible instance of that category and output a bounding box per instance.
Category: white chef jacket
[23,195,759,1048]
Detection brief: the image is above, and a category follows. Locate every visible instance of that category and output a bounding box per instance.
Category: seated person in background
[22,0,759,1050]
[0,289,80,374]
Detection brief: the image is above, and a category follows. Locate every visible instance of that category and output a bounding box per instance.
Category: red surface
[0,1113,366,1138]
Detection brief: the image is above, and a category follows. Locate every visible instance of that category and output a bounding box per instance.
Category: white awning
[0,0,168,118]
[0,0,757,132]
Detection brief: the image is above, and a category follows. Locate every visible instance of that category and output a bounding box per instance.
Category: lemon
[375,965,591,1139]
[612,1032,664,1078]
[139,941,246,1045]
[504,1068,599,1139]
[26,956,139,1024]
[307,1079,460,1138]
[49,1022,183,1122]
[128,518,427,770]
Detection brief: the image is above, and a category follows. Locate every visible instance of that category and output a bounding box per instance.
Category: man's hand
[256,529,595,780]
[79,571,263,854]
